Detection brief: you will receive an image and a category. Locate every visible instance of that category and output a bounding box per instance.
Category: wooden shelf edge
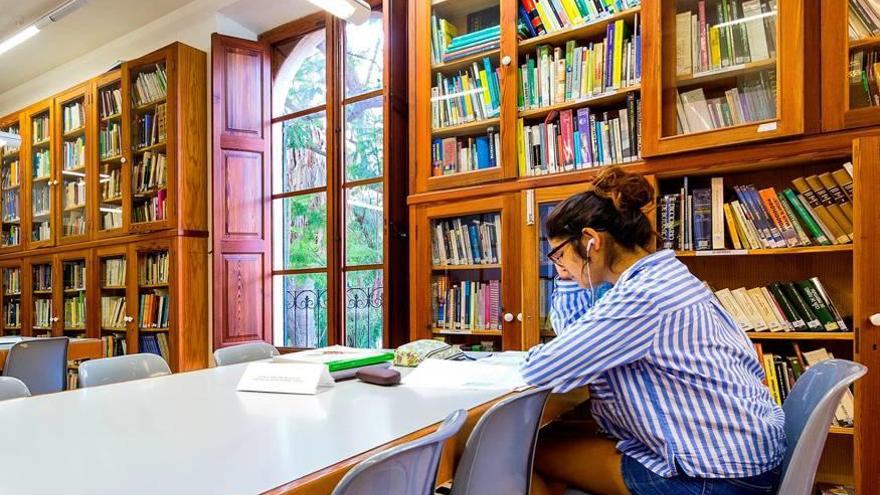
[746,332,854,341]
[675,245,853,257]
[850,35,880,50]
[829,426,854,435]
[431,328,502,336]
[431,118,500,139]
[518,85,641,120]
[431,48,500,73]
[518,7,642,52]
[675,58,777,86]
[431,263,501,270]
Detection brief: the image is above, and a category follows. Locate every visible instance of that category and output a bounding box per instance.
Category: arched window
[270,11,388,349]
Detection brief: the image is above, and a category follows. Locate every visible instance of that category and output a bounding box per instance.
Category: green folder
[324,351,395,372]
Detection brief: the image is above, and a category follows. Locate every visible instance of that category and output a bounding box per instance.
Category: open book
[273,345,394,373]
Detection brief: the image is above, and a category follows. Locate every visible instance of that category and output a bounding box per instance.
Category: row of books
[431,277,502,331]
[132,193,166,223]
[431,129,501,176]
[62,137,86,170]
[4,268,20,295]
[64,292,86,329]
[62,102,86,133]
[518,96,641,176]
[133,152,167,192]
[849,48,879,109]
[431,58,501,129]
[659,166,855,251]
[4,301,19,328]
[101,208,122,230]
[139,333,170,362]
[132,64,167,106]
[139,292,169,329]
[99,86,123,119]
[103,258,126,287]
[849,0,880,39]
[675,0,777,78]
[2,160,19,189]
[63,180,86,209]
[518,0,640,38]
[62,214,86,237]
[32,264,52,291]
[433,22,500,65]
[32,115,50,143]
[102,332,127,358]
[2,191,18,222]
[140,251,169,285]
[519,19,640,110]
[32,150,50,178]
[2,226,20,247]
[676,71,777,134]
[32,221,50,242]
[755,344,854,426]
[431,214,501,266]
[32,184,50,218]
[712,278,846,333]
[67,368,78,390]
[135,104,167,149]
[100,166,122,202]
[33,299,52,328]
[63,261,86,291]
[101,296,127,329]
[100,122,122,158]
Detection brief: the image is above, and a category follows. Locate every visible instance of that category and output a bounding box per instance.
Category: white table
[0,363,508,495]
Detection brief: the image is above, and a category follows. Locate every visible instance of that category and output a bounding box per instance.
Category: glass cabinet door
[58,92,89,242]
[2,265,21,335]
[30,109,53,245]
[60,256,88,338]
[0,120,21,249]
[97,76,127,235]
[30,260,54,336]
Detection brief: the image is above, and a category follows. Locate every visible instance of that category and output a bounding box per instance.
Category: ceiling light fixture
[0,0,86,57]
[305,0,371,25]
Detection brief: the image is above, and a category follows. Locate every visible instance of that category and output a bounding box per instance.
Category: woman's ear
[580,227,602,252]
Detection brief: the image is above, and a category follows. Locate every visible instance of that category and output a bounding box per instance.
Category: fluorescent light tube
[0,25,39,56]
[306,0,371,24]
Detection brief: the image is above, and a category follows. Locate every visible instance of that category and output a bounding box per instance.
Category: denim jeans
[621,455,780,495]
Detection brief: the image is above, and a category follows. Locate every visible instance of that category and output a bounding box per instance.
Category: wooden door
[0,259,22,336]
[56,249,92,338]
[55,83,93,245]
[93,70,131,239]
[0,112,23,254]
[211,33,272,350]
[95,245,134,356]
[23,100,56,249]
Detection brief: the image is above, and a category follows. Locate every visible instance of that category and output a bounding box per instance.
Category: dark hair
[545,167,654,252]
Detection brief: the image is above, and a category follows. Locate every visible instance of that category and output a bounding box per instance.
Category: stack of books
[64,292,86,329]
[133,192,167,223]
[849,0,880,39]
[33,299,51,328]
[135,103,167,148]
[100,122,122,158]
[518,0,641,38]
[101,296,127,329]
[675,71,776,133]
[140,252,169,285]
[139,333,169,362]
[431,58,502,129]
[32,115,50,143]
[4,300,20,328]
[63,137,86,170]
[4,268,20,295]
[675,0,777,77]
[431,6,500,65]
[103,259,126,287]
[518,94,641,175]
[432,276,501,332]
[519,18,640,110]
[712,277,847,333]
[659,165,855,251]
[100,87,122,118]
[134,152,168,192]
[431,128,500,176]
[62,102,85,133]
[437,25,501,64]
[133,64,167,106]
[139,292,169,328]
[102,333,127,357]
[431,214,501,266]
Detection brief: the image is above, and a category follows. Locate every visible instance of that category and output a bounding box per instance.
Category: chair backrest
[778,359,867,495]
[78,353,171,388]
[3,337,68,395]
[0,376,30,400]
[450,386,553,495]
[331,409,467,495]
[213,342,279,367]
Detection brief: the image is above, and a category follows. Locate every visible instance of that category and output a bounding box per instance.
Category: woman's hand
[555,264,573,280]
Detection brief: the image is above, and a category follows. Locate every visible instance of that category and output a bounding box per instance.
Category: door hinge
[525,189,535,225]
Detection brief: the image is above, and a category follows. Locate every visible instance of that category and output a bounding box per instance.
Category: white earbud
[584,237,596,307]
[586,238,595,254]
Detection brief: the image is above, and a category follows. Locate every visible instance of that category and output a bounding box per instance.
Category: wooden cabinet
[93,70,129,239]
[55,83,93,245]
[23,100,55,249]
[0,113,23,253]
[24,254,56,336]
[409,194,522,351]
[94,244,132,357]
[641,0,804,156]
[820,0,880,131]
[0,259,22,336]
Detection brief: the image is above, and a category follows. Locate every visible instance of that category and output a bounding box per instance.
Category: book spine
[794,280,839,331]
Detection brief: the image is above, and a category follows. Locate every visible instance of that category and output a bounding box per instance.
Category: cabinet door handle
[516,313,523,322]
[501,55,512,66]
[870,313,880,326]
[503,312,514,322]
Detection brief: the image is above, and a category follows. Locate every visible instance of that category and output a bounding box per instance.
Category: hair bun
[591,167,654,212]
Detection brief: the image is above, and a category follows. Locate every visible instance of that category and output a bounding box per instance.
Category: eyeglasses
[546,237,578,266]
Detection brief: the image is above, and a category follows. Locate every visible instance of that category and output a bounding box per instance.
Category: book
[273,345,395,372]
[802,348,855,426]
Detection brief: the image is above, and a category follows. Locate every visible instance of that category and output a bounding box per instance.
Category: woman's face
[547,235,590,288]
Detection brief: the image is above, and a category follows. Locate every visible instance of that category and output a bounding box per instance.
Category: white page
[237,362,335,395]
[401,358,527,391]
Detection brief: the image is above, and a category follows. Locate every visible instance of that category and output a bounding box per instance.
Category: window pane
[275,273,328,348]
[344,12,384,97]
[344,97,383,182]
[345,269,383,349]
[345,183,383,266]
[273,192,327,270]
[273,29,326,117]
[273,112,327,193]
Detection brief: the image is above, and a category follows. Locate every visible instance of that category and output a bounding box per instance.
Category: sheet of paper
[477,351,527,367]
[401,358,527,391]
[237,362,335,395]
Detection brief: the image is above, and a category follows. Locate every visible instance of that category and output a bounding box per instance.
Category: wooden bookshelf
[746,332,855,342]
[0,260,22,336]
[518,86,640,120]
[675,245,854,257]
[517,6,641,52]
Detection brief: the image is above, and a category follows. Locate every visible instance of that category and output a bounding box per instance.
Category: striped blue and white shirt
[521,249,786,478]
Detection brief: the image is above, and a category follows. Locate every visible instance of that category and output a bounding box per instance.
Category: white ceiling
[219,0,320,36]
[0,0,197,94]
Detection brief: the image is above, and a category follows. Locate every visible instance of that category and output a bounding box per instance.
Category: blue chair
[777,359,866,495]
[3,337,68,395]
[0,376,30,400]
[449,386,553,495]
[213,342,279,366]
[78,353,171,388]
[332,409,467,495]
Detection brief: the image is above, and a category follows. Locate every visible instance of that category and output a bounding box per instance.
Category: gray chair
[213,341,279,366]
[332,409,467,495]
[78,353,171,388]
[0,376,30,400]
[777,359,866,495]
[449,386,553,495]
[3,337,68,395]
